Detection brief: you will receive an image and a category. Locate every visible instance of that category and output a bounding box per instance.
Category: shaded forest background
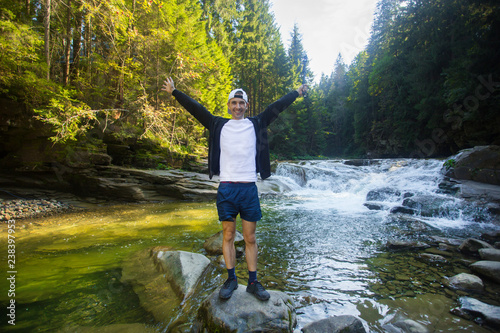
[1,0,499,172]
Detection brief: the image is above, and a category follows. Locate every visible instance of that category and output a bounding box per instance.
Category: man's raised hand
[297,84,308,97]
[162,77,175,94]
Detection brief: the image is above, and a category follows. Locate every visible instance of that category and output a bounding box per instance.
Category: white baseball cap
[227,89,248,103]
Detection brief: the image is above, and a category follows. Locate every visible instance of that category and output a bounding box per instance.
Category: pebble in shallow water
[0,198,74,220]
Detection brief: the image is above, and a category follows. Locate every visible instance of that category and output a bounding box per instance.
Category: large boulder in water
[153,249,211,299]
[192,285,296,332]
[459,238,494,256]
[366,187,402,202]
[121,247,211,325]
[479,248,500,261]
[444,145,500,185]
[452,297,500,328]
[402,195,457,218]
[445,273,484,292]
[470,261,500,284]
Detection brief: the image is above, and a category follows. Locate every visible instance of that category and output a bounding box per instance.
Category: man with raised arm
[162,78,307,301]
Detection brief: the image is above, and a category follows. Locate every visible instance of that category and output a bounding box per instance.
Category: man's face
[227,98,248,120]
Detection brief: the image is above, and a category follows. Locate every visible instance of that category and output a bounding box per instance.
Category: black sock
[248,270,257,283]
[227,267,236,280]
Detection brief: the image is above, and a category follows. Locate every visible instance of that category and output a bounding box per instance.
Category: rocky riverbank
[0,165,220,221]
[0,198,76,221]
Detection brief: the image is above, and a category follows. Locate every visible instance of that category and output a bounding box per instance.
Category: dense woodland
[1,0,499,170]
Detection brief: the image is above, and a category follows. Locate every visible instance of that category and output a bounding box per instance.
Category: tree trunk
[71,3,83,82]
[44,0,51,80]
[63,0,72,85]
[25,0,30,17]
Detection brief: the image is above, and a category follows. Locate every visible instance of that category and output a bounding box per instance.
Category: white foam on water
[265,159,493,230]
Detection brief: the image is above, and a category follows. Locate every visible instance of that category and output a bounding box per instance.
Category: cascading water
[254,159,499,331]
[1,159,498,332]
[263,159,494,228]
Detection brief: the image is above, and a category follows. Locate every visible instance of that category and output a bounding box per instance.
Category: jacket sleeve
[256,90,299,127]
[172,89,214,129]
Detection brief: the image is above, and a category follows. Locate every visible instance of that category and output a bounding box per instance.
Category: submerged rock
[452,297,500,328]
[301,315,366,333]
[58,323,158,333]
[386,240,430,251]
[470,261,500,284]
[385,318,429,333]
[419,253,447,262]
[193,285,296,332]
[203,230,245,257]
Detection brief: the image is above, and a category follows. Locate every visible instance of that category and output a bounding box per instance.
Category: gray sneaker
[246,281,270,301]
[219,278,238,300]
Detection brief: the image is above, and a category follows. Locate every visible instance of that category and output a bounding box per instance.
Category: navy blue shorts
[216,182,262,222]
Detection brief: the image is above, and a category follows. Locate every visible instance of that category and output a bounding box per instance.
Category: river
[1,159,499,332]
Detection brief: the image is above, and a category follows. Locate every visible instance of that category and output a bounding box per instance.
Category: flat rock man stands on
[162,78,307,301]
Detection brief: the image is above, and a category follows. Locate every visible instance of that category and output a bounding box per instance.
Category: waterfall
[259,159,495,230]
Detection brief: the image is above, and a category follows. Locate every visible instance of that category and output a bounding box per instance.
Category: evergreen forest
[1,0,499,170]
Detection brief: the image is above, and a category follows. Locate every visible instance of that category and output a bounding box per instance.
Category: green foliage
[341,0,500,157]
[443,159,456,170]
[0,11,47,104]
[155,163,170,170]
[1,0,499,168]
[34,88,94,143]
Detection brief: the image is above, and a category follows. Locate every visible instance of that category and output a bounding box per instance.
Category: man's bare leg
[219,220,238,300]
[242,219,257,271]
[222,220,236,269]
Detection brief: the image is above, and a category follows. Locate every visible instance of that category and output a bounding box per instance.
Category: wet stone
[395,274,411,281]
[481,230,500,243]
[479,248,500,261]
[386,240,430,251]
[459,238,494,256]
[420,253,447,262]
[446,273,484,292]
[438,243,456,252]
[453,297,500,328]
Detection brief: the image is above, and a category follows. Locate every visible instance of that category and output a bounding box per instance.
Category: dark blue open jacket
[172,89,299,180]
